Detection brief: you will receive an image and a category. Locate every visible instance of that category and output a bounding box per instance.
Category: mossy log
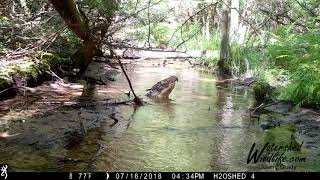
[0,51,71,100]
[253,79,274,103]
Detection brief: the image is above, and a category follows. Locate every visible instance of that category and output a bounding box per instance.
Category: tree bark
[206,15,210,41]
[18,0,30,16]
[218,5,231,76]
[230,0,239,43]
[6,0,16,18]
[49,0,99,73]
[238,0,252,45]
[202,16,206,37]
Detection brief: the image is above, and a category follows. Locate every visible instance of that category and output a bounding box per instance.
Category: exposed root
[109,113,119,127]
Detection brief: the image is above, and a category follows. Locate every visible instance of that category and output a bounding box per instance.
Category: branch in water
[110,49,144,106]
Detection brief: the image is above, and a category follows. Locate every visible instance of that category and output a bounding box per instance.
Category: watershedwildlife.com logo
[247,141,306,171]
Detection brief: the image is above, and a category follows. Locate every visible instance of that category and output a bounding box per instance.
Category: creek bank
[255,101,320,151]
[229,70,320,152]
[0,57,133,146]
[0,48,202,101]
[0,52,73,100]
[248,75,320,151]
[0,51,125,101]
[225,73,320,153]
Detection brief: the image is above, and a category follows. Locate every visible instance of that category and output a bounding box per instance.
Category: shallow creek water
[0,60,319,171]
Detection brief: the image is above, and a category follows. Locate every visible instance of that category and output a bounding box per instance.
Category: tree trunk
[206,15,210,41]
[230,0,239,43]
[18,0,30,16]
[49,0,99,73]
[202,16,206,37]
[238,0,253,45]
[218,6,230,75]
[6,0,16,18]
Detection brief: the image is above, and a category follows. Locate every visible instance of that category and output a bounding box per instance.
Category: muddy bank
[0,63,135,170]
[0,60,130,143]
[0,52,73,100]
[256,101,320,152]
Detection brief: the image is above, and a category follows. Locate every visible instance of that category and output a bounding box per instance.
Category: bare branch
[113,0,164,25]
[168,2,219,43]
[259,8,308,30]
[175,27,203,50]
[294,0,318,17]
[110,49,143,106]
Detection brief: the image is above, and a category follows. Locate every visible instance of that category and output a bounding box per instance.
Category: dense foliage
[268,27,320,107]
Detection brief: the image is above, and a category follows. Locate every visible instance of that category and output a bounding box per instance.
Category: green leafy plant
[279,63,320,107]
[0,16,10,26]
[266,26,320,107]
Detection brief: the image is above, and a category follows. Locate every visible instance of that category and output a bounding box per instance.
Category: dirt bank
[258,101,320,152]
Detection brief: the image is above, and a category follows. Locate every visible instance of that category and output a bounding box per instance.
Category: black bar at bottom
[3,172,320,180]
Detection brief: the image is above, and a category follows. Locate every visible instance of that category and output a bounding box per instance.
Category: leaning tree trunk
[218,6,231,76]
[49,0,99,73]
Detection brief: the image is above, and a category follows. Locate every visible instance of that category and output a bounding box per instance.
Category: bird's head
[170,75,178,82]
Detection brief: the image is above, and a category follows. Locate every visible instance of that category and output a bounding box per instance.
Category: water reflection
[1,61,317,171]
[95,64,257,171]
[213,82,252,171]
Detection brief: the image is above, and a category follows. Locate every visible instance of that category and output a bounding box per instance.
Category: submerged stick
[249,101,280,120]
[250,103,264,122]
[78,107,87,133]
[90,143,107,162]
[107,99,133,105]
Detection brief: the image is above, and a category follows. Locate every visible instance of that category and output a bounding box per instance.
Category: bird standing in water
[146,75,178,99]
